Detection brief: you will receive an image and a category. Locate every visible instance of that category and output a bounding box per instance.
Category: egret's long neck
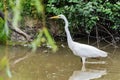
[63,17,73,43]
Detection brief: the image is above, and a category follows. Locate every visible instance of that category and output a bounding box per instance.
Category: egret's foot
[86,61,106,64]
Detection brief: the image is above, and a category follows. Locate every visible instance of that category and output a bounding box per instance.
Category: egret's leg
[82,57,86,65]
[81,57,86,71]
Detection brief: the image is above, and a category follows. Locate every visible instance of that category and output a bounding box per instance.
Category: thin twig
[98,23,116,46]
[96,25,99,48]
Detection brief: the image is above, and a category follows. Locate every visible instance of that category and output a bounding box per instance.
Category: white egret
[50,14,107,67]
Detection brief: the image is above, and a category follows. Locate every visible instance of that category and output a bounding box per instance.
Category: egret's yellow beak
[50,16,59,19]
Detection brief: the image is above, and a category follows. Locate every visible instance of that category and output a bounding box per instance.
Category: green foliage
[0,0,119,50]
[31,0,57,52]
[22,0,43,18]
[0,18,9,44]
[22,0,37,18]
[0,0,4,10]
[46,0,120,32]
[0,0,119,33]
[42,27,58,52]
[12,0,22,26]
[31,30,44,52]
[31,28,58,52]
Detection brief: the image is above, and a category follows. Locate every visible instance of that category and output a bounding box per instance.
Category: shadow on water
[0,42,120,80]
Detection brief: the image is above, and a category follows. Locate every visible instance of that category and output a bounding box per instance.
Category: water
[0,43,120,80]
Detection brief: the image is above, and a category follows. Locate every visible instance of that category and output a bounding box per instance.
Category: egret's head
[50,14,65,19]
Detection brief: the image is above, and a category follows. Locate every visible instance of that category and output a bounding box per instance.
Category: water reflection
[69,66,107,80]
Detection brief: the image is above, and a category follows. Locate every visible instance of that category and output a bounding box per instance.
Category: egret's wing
[70,42,107,58]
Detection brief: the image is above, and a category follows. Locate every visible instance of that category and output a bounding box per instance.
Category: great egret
[50,14,107,67]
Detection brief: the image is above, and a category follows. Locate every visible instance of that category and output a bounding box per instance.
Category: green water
[0,43,120,80]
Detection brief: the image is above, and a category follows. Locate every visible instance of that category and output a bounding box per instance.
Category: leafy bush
[46,0,120,34]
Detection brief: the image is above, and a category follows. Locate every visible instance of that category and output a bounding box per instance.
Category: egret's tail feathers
[100,51,108,57]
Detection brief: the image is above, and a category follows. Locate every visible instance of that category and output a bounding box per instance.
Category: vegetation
[47,0,120,30]
[46,0,120,47]
[0,0,58,52]
[0,0,119,46]
[0,17,8,44]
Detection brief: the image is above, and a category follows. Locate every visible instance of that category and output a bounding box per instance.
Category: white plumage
[69,41,107,58]
[50,14,107,66]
